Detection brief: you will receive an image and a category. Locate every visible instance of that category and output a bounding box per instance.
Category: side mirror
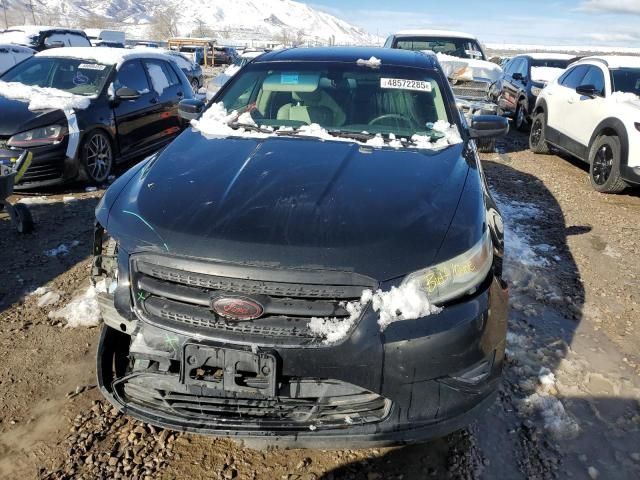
[178,99,205,121]
[512,72,523,81]
[115,87,141,101]
[576,84,597,97]
[469,115,509,139]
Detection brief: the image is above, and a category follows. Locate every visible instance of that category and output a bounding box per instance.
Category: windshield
[1,56,113,96]
[531,59,572,69]
[214,61,452,139]
[394,37,484,60]
[611,68,640,95]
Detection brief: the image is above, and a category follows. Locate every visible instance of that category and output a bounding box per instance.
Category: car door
[501,58,524,114]
[142,59,185,142]
[545,65,589,137]
[111,59,163,159]
[562,65,608,151]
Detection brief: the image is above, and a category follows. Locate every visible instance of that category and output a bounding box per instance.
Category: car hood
[0,95,65,136]
[433,52,503,83]
[105,131,470,280]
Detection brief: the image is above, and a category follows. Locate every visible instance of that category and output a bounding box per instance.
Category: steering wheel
[368,114,414,129]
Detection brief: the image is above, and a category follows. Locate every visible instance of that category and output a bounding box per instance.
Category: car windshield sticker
[78,63,107,71]
[281,73,299,85]
[380,78,432,92]
[73,72,89,86]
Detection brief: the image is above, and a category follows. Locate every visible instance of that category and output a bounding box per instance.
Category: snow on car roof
[522,53,576,60]
[36,47,176,67]
[5,25,85,34]
[0,43,34,53]
[577,55,640,69]
[240,50,265,59]
[394,29,478,40]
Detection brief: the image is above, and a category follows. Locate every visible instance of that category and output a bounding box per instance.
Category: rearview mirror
[178,99,205,121]
[576,84,597,97]
[115,87,141,101]
[469,115,509,139]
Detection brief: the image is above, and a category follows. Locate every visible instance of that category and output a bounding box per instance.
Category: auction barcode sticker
[78,63,107,71]
[380,78,432,92]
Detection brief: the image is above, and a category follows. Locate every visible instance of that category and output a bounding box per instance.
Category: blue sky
[307,0,640,46]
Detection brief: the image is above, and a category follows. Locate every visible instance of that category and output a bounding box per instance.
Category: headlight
[8,124,66,147]
[402,230,493,305]
[531,86,543,97]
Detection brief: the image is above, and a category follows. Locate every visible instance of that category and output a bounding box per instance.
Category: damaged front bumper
[95,248,508,447]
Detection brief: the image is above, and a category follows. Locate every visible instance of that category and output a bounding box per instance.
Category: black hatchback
[493,54,576,131]
[94,47,509,447]
[0,47,193,187]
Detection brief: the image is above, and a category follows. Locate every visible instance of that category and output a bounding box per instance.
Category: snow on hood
[531,66,564,84]
[611,91,640,109]
[191,103,463,150]
[433,52,502,83]
[0,80,92,111]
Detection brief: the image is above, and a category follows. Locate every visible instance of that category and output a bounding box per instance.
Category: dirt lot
[0,129,639,479]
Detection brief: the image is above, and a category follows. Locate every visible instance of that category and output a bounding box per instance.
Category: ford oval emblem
[211,296,264,321]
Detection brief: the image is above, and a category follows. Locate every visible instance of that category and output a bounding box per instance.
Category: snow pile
[356,56,381,69]
[37,290,61,308]
[44,240,80,258]
[411,120,463,149]
[530,67,564,84]
[191,103,269,139]
[146,62,170,95]
[611,91,640,108]
[17,196,56,205]
[48,284,104,328]
[309,290,373,344]
[309,281,442,343]
[0,81,92,112]
[372,281,442,331]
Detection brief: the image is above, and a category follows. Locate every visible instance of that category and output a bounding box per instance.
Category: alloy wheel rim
[86,134,112,182]
[592,144,613,185]
[517,106,525,128]
[531,120,542,146]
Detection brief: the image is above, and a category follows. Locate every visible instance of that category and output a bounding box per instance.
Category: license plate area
[180,344,277,397]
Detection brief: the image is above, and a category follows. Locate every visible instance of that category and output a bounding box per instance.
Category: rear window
[611,68,640,95]
[531,58,572,69]
[393,36,484,60]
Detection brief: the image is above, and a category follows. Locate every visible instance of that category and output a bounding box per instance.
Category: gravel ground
[0,128,639,479]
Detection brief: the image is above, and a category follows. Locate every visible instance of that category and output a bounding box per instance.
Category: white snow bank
[0,81,92,111]
[531,66,564,84]
[372,281,442,331]
[48,284,103,328]
[356,56,381,69]
[611,91,640,108]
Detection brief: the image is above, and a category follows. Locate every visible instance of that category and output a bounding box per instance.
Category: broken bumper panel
[96,273,507,447]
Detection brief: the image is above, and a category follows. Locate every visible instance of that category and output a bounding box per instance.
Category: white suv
[529,56,640,193]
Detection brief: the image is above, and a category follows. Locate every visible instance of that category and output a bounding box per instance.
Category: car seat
[277,90,346,127]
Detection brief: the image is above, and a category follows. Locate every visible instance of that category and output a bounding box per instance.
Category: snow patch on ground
[17,196,56,205]
[44,240,80,258]
[37,291,61,308]
[48,283,104,328]
[0,81,92,111]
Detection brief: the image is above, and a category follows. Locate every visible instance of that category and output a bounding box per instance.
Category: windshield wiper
[325,130,377,142]
[228,122,272,134]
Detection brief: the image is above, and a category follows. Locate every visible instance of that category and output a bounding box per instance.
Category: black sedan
[94,47,509,446]
[493,53,576,131]
[0,47,193,187]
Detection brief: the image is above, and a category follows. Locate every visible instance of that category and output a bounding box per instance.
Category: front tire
[589,135,627,194]
[78,130,113,185]
[476,138,496,153]
[515,100,528,132]
[529,112,550,154]
[13,203,33,234]
[191,78,199,94]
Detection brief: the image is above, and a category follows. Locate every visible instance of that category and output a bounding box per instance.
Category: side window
[580,66,606,95]
[143,60,178,95]
[517,58,529,77]
[503,59,514,75]
[66,33,91,47]
[44,33,68,47]
[383,36,393,48]
[509,59,523,77]
[114,60,150,94]
[559,65,589,89]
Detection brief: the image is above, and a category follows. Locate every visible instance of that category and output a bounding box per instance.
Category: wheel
[13,203,33,234]
[589,135,628,193]
[476,138,496,153]
[529,112,550,154]
[79,130,113,184]
[191,78,199,94]
[515,100,529,132]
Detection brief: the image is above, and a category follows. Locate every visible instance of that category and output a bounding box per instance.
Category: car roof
[0,43,34,53]
[519,53,576,61]
[575,55,640,69]
[254,47,438,69]
[6,25,86,35]
[36,47,177,66]
[392,29,478,41]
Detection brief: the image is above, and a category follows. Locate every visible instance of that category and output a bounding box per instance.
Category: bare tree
[149,5,180,41]
[191,18,214,39]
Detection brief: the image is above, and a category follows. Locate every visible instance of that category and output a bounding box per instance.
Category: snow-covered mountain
[4,0,379,45]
